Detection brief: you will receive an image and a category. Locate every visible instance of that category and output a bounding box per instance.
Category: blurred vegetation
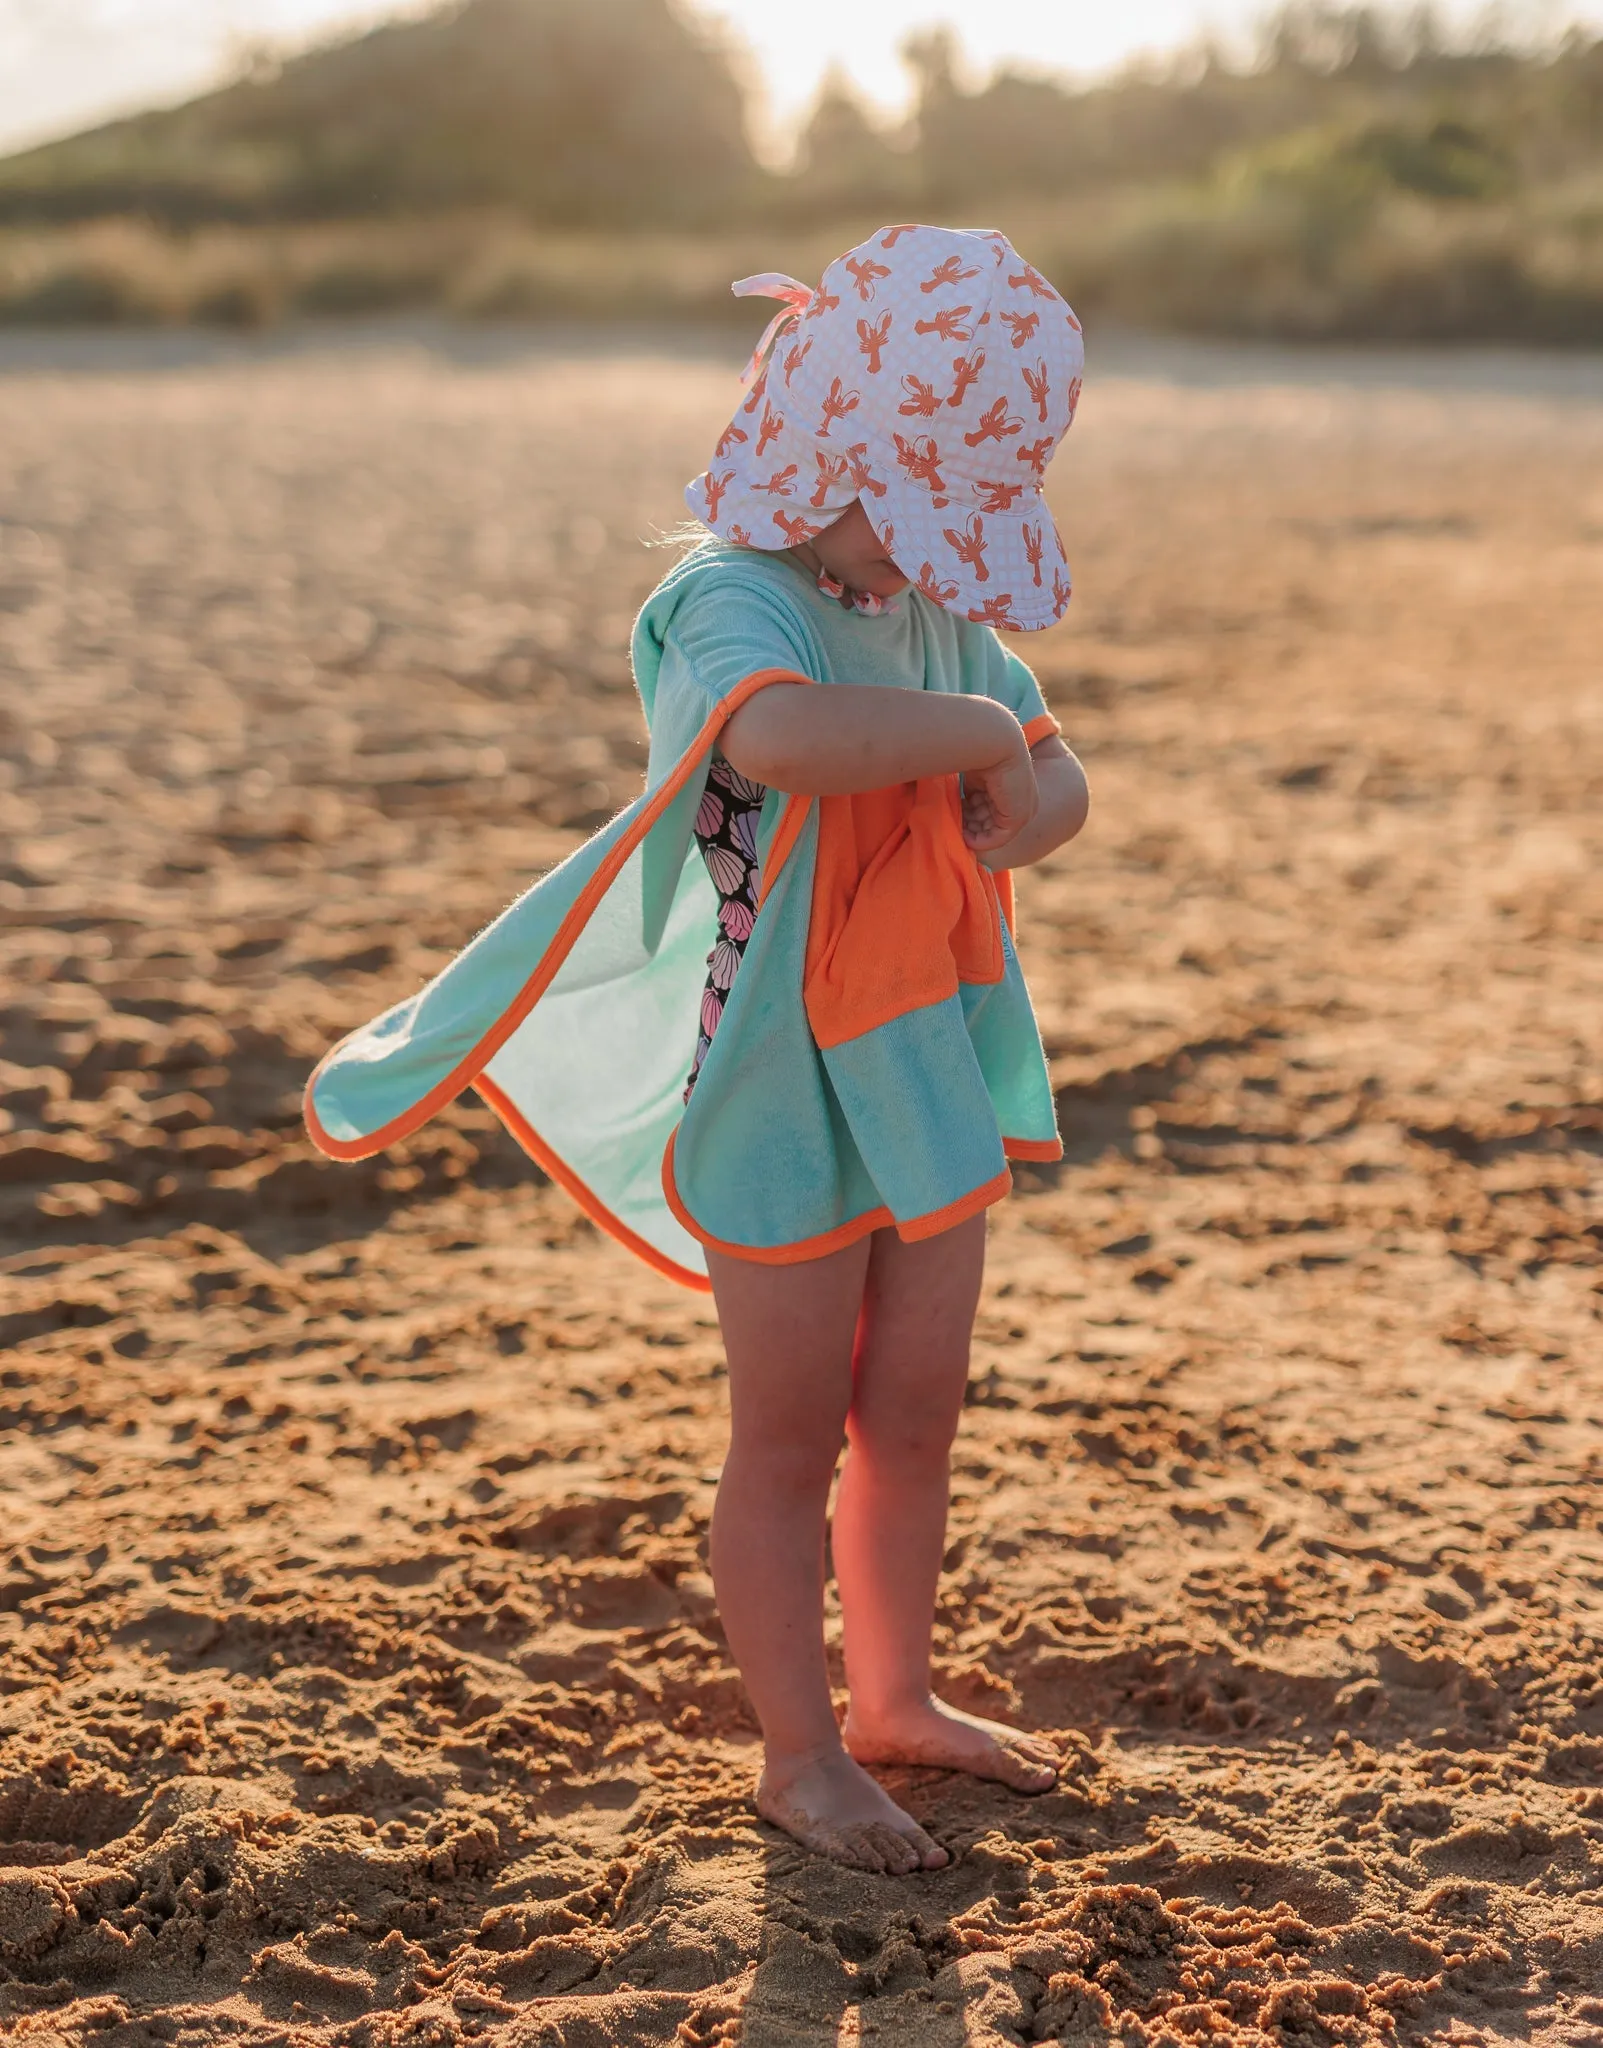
[0,0,1599,341]
[0,0,748,228]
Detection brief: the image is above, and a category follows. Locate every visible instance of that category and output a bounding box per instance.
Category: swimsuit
[686,754,766,1100]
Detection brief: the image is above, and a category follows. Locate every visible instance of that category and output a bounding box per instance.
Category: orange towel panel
[803,773,1005,1052]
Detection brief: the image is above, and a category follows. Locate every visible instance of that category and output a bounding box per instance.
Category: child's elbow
[718,689,805,790]
[1053,753,1090,846]
[720,731,806,792]
[1067,759,1090,840]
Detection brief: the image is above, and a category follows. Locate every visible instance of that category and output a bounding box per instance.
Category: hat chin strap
[731,273,813,387]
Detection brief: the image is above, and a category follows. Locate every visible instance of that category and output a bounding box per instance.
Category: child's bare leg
[834,1215,1059,1791]
[704,1240,948,1874]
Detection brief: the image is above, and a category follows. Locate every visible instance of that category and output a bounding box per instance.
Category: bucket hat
[686,223,1083,631]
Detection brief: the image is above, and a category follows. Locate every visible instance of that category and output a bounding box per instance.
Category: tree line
[0,0,1597,230]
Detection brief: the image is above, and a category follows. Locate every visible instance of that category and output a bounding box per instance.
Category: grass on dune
[2,181,1599,345]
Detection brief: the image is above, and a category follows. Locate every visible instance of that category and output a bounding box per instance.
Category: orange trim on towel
[1004,1135,1064,1163]
[662,1128,1016,1266]
[756,791,814,909]
[663,1128,892,1262]
[895,1168,1014,1242]
[303,665,815,1162]
[475,1075,712,1294]
[1023,712,1061,750]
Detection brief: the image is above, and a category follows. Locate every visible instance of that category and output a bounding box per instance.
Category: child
[305,225,1089,1876]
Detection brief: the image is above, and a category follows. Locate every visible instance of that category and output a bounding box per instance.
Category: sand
[1,327,1601,2047]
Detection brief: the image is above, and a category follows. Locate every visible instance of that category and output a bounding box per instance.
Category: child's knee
[845,1408,954,1472]
[725,1429,842,1500]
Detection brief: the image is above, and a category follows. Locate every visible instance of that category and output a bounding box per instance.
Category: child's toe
[830,1824,893,1873]
[861,1822,919,1874]
[893,1818,948,1871]
[998,1739,1058,1790]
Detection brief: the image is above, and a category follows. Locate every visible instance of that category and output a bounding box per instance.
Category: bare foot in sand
[756,1746,950,1874]
[843,1696,1060,1792]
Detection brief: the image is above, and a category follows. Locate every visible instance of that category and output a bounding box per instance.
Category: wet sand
[2,328,1602,2046]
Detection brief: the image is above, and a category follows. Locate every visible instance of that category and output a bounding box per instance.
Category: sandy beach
[1,325,1601,2046]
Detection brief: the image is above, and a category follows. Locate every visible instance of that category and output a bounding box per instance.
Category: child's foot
[756,1746,950,1874]
[843,1695,1060,1792]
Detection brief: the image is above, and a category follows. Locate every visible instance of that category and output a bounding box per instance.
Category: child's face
[808,501,910,600]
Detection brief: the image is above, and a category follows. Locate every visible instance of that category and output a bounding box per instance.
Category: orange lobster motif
[1021,521,1045,586]
[844,254,892,301]
[805,284,841,318]
[914,306,972,343]
[963,397,1022,447]
[967,592,1019,628]
[772,509,820,546]
[976,479,1025,513]
[817,377,861,437]
[1065,374,1082,422]
[1022,360,1051,423]
[893,434,946,493]
[916,561,958,605]
[846,442,888,499]
[947,349,985,407]
[701,467,734,520]
[741,370,768,415]
[783,337,813,380]
[1008,264,1056,299]
[999,309,1040,349]
[755,464,799,497]
[1052,566,1072,612]
[880,224,920,247]
[756,402,785,457]
[728,523,753,546]
[856,311,892,372]
[941,511,990,583]
[921,255,980,293]
[714,420,748,458]
[809,451,850,508]
[1015,435,1054,477]
[897,374,942,419]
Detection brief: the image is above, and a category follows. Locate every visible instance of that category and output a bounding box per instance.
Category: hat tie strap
[731,272,814,386]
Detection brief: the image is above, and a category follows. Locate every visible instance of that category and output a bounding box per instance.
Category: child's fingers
[968,760,1037,845]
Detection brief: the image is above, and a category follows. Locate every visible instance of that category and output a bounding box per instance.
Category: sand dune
[2,329,1602,2045]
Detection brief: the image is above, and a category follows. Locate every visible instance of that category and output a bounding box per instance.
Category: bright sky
[1,0,1594,157]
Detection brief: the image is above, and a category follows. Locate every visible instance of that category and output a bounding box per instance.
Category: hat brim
[688,406,1072,632]
[689,405,861,555]
[866,468,1070,633]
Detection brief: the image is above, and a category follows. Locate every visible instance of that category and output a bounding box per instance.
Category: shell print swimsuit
[684,753,766,1100]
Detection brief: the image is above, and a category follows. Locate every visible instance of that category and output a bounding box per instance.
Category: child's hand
[961,746,1039,853]
[978,739,1090,871]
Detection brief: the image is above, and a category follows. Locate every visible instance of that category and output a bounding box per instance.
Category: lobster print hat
[686,223,1084,632]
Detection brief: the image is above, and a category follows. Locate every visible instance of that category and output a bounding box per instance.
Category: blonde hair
[648,518,716,555]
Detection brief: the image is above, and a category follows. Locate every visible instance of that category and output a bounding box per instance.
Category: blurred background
[0,0,1600,340]
[3,11,1602,2033]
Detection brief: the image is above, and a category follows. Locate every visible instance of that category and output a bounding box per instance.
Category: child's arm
[720,684,1038,854]
[978,734,1089,872]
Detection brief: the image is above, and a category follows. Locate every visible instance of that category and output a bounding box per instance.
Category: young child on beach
[305,224,1088,1876]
